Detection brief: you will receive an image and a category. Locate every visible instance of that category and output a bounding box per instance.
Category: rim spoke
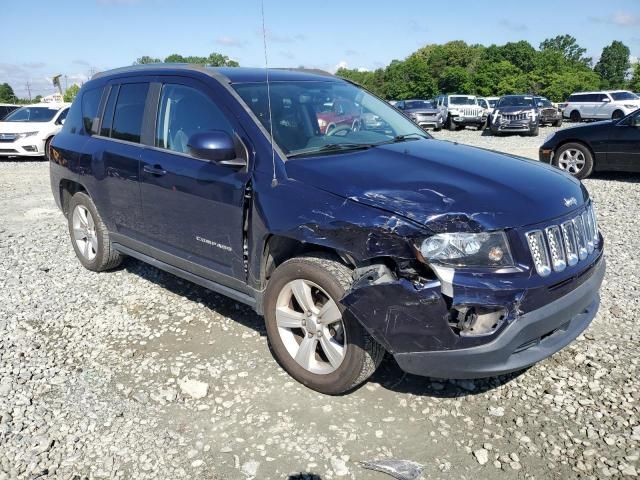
[87,213,95,230]
[294,336,317,370]
[318,300,341,325]
[290,280,316,313]
[276,306,304,328]
[73,227,86,243]
[83,239,90,258]
[319,335,344,368]
[78,207,89,228]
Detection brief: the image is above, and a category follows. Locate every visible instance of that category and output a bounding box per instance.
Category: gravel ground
[1,127,638,479]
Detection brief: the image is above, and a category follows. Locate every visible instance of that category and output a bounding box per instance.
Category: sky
[1,0,640,98]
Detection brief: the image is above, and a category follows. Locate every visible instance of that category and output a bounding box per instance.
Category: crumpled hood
[0,121,50,133]
[285,139,588,232]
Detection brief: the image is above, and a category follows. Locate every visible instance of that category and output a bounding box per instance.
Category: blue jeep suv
[50,65,605,394]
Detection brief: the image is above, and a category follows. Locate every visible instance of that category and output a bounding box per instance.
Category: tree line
[336,36,640,102]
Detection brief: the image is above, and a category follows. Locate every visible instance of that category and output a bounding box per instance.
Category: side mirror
[60,118,65,125]
[187,130,245,166]
[602,98,611,103]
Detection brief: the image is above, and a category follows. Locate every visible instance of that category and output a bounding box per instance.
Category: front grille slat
[527,204,599,277]
[503,113,528,121]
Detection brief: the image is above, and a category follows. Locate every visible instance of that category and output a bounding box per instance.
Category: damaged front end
[341,205,605,380]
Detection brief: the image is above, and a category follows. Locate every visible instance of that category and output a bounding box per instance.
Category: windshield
[3,106,60,122]
[497,96,535,108]
[404,100,435,109]
[449,96,477,105]
[610,91,638,101]
[233,81,427,157]
[488,99,498,107]
[536,97,553,107]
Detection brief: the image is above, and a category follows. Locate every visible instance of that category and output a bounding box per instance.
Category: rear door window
[111,83,149,144]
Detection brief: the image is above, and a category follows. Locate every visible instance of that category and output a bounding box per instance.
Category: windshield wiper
[287,143,374,159]
[373,132,429,146]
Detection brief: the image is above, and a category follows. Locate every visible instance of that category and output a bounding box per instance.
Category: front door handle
[143,164,167,176]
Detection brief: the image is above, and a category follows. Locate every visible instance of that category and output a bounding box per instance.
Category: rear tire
[529,124,540,136]
[68,192,122,272]
[264,254,384,395]
[554,142,594,180]
[570,110,581,122]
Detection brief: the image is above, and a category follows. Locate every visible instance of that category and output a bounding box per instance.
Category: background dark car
[489,95,540,136]
[535,97,563,127]
[540,108,640,179]
[395,99,443,130]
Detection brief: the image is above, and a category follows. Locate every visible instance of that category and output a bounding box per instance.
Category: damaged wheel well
[261,235,354,287]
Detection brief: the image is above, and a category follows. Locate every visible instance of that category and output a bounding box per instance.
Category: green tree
[539,35,591,66]
[629,63,640,92]
[134,56,161,65]
[162,52,239,67]
[595,41,631,89]
[471,61,523,96]
[64,84,81,103]
[34,95,43,103]
[383,55,437,99]
[0,83,16,103]
[439,66,472,93]
[500,41,537,72]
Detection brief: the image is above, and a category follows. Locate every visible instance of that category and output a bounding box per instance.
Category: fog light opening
[451,306,507,337]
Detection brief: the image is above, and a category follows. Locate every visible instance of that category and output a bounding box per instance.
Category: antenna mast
[260,0,278,187]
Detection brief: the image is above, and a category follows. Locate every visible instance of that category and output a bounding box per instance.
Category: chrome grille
[503,113,528,121]
[526,204,599,277]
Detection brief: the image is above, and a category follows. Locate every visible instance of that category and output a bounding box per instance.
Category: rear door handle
[143,164,167,176]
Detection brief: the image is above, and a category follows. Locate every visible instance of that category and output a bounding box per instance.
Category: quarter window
[111,83,149,144]
[155,83,233,154]
[81,88,102,134]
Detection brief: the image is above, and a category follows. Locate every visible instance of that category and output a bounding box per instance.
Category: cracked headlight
[15,131,39,139]
[417,231,514,268]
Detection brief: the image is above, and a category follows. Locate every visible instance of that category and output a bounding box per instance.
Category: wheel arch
[59,179,89,217]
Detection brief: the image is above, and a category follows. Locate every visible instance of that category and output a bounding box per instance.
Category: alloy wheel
[558,149,586,175]
[72,205,98,261]
[275,279,346,374]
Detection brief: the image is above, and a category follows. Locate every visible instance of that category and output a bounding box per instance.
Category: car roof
[570,90,633,95]
[91,64,339,84]
[0,103,19,107]
[17,103,70,109]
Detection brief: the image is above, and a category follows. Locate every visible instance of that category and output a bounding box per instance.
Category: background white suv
[563,90,640,122]
[0,103,70,159]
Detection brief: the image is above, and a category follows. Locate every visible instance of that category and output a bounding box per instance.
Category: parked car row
[396,94,562,137]
[0,102,70,159]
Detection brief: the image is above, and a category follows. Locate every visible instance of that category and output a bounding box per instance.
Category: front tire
[68,192,122,272]
[264,254,384,395]
[553,118,563,127]
[447,116,457,131]
[612,110,624,121]
[554,142,594,179]
[529,124,539,136]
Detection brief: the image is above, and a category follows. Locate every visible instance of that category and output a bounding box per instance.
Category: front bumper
[411,115,443,129]
[539,147,554,164]
[0,137,46,157]
[394,257,604,379]
[451,115,485,125]
[492,118,535,132]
